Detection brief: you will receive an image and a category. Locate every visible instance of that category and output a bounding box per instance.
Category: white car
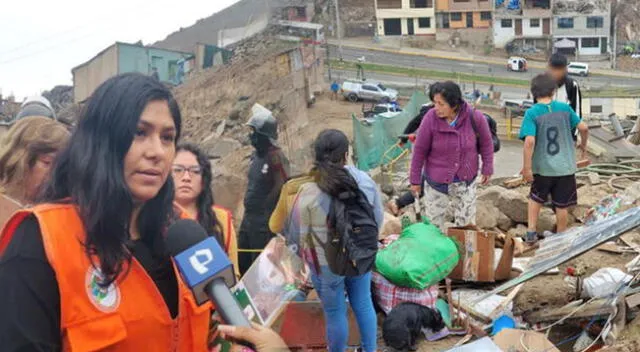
[567,62,589,77]
[341,80,399,103]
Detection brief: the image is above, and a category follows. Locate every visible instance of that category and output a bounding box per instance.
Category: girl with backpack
[285,129,383,352]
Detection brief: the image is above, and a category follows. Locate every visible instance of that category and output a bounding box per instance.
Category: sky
[0,0,241,100]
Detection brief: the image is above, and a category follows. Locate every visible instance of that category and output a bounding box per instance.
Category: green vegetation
[583,87,640,98]
[331,60,530,87]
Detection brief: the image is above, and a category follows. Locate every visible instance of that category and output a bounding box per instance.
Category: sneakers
[525,231,538,244]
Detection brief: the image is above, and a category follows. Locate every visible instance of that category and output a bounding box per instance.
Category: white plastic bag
[582,268,632,298]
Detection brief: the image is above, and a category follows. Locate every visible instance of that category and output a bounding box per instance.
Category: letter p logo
[189,249,214,274]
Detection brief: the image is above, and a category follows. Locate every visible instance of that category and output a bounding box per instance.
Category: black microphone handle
[206,278,252,327]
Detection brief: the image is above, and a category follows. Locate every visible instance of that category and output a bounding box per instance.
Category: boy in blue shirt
[519,73,589,243]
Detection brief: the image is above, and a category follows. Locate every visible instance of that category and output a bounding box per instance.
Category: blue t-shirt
[519,101,581,177]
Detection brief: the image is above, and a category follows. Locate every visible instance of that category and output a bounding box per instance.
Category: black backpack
[319,187,379,277]
[469,110,501,153]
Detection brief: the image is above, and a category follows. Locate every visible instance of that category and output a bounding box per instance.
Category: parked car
[568,62,589,77]
[507,57,528,72]
[502,99,533,117]
[341,80,399,103]
[362,103,403,123]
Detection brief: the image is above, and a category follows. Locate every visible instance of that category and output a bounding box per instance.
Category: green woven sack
[375,221,460,289]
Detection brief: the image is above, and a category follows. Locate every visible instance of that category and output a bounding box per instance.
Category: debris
[445,337,503,352]
[478,186,507,203]
[491,314,516,335]
[379,212,402,240]
[215,120,226,138]
[512,257,559,274]
[576,268,632,299]
[451,289,513,323]
[447,226,514,282]
[474,207,640,301]
[588,172,602,185]
[597,242,635,254]
[503,176,526,189]
[371,271,439,315]
[537,208,557,233]
[573,331,595,352]
[508,224,528,239]
[526,298,615,324]
[497,212,515,232]
[493,329,560,352]
[571,184,615,222]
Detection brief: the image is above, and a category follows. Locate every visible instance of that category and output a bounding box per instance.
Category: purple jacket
[410,102,494,185]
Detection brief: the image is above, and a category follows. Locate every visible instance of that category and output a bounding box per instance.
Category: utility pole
[335,0,343,60]
[612,14,618,70]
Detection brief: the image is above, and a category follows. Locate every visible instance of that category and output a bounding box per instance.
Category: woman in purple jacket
[409,81,494,231]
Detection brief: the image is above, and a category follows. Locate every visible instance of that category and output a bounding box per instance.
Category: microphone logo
[189,249,214,274]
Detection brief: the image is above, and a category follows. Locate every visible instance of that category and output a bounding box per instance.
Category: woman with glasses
[172,143,239,277]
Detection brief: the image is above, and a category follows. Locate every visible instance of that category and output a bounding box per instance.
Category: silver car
[341,80,399,103]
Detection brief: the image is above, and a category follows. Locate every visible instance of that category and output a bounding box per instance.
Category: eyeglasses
[172,165,203,176]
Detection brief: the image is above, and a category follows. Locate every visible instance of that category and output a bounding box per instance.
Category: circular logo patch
[85,268,121,312]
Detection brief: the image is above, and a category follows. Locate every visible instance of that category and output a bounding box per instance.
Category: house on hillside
[435,0,493,43]
[376,0,436,36]
[72,42,193,103]
[493,0,553,50]
[552,0,611,59]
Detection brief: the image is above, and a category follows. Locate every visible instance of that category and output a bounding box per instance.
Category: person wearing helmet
[15,96,57,121]
[238,104,290,275]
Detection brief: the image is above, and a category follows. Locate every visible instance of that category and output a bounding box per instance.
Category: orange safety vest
[0,204,211,352]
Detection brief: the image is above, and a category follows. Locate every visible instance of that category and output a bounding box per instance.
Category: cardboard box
[447,226,514,282]
[493,329,560,352]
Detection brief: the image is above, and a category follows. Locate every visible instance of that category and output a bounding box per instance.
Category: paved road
[329,69,530,101]
[329,45,639,89]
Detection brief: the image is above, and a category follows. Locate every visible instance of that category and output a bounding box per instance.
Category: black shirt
[0,216,179,351]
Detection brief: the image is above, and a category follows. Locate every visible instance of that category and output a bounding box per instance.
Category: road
[329,69,530,101]
[328,45,639,89]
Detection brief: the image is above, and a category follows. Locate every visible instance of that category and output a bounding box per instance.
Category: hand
[410,184,422,197]
[218,323,289,352]
[578,144,588,160]
[522,168,534,183]
[480,174,492,185]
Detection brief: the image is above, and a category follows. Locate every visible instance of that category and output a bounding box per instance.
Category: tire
[347,93,358,102]
[581,72,587,77]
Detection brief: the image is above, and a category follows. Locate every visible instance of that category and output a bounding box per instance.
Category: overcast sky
[0,0,240,100]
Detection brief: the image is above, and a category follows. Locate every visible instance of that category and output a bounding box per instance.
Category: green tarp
[352,91,429,171]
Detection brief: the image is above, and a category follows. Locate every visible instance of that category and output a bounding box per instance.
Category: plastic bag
[375,221,459,289]
[566,268,633,298]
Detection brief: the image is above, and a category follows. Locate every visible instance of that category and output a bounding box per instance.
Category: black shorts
[530,174,577,209]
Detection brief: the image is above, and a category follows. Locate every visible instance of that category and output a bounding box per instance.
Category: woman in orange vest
[0,73,211,351]
[172,143,240,278]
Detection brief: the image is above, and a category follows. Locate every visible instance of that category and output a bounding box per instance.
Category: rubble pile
[614,0,640,43]
[41,85,78,125]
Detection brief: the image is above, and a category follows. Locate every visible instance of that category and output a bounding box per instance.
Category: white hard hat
[16,95,57,121]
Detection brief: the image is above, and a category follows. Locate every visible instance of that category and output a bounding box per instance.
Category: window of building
[481,12,492,21]
[418,17,431,28]
[587,16,604,28]
[582,37,600,48]
[557,17,574,29]
[591,105,603,113]
[530,18,540,27]
[377,0,402,9]
[453,0,470,2]
[501,19,513,28]
[451,12,463,21]
[410,0,433,8]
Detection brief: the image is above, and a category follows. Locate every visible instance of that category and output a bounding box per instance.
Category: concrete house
[552,0,611,58]
[435,0,493,43]
[375,0,436,36]
[72,42,192,103]
[493,0,553,49]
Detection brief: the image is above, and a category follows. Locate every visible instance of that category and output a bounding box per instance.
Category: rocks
[537,208,557,233]
[201,137,243,159]
[478,185,506,204]
[496,189,529,224]
[508,224,529,238]
[571,184,615,221]
[476,201,500,229]
[497,212,515,232]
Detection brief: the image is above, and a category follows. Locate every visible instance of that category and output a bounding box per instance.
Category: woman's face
[172,150,203,206]
[124,100,177,204]
[433,93,455,119]
[25,152,56,201]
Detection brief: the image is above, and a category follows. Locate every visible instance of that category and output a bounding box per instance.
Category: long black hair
[313,129,359,197]
[40,73,181,287]
[176,143,224,246]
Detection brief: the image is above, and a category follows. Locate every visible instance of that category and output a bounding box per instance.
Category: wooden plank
[526,299,614,324]
[626,293,640,309]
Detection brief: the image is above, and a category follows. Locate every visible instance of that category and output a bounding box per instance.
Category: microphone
[166,219,251,327]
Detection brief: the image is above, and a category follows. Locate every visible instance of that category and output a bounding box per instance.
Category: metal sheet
[474,207,640,303]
